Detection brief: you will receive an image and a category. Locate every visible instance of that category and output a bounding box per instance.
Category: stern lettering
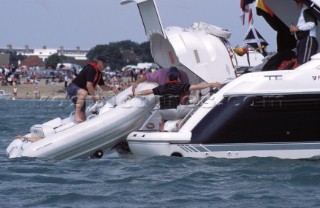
[312,75,320,80]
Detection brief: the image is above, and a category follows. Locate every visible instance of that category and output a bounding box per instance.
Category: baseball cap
[96,55,108,64]
[168,67,181,81]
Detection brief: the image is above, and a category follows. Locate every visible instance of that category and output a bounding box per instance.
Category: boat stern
[6,138,32,159]
[127,131,192,157]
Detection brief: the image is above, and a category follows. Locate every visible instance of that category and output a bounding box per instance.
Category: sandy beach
[0,77,129,100]
[0,78,70,100]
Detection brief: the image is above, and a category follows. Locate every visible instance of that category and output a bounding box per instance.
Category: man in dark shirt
[132,67,221,131]
[66,55,114,123]
[153,81,190,110]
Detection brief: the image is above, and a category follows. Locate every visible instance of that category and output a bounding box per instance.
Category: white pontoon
[6,83,157,159]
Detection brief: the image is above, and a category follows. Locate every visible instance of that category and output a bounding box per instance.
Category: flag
[256,0,273,17]
[248,8,253,24]
[255,0,296,53]
[240,0,255,25]
[240,0,255,12]
[243,24,268,56]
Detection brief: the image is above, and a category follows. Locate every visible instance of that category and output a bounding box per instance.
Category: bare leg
[176,119,185,129]
[75,89,88,123]
[159,118,165,132]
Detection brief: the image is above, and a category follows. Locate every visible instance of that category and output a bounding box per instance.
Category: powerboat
[6,83,157,159]
[121,0,320,159]
[128,62,320,159]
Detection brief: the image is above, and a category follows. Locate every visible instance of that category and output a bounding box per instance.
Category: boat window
[251,95,320,112]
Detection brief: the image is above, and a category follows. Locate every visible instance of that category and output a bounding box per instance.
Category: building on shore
[0,46,89,61]
[0,46,89,68]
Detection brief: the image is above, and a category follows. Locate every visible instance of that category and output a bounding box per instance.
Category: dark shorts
[297,36,318,65]
[66,83,86,112]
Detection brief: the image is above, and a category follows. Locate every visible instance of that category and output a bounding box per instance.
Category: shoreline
[0,77,122,100]
[0,80,68,100]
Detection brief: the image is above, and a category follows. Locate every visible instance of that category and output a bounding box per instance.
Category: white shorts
[159,105,194,121]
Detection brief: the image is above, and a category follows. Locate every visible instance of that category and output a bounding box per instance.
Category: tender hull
[6,83,157,159]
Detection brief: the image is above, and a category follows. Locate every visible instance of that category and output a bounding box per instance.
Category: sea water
[0,99,320,208]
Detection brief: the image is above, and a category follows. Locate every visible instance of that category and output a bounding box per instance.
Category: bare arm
[189,82,221,91]
[87,82,117,102]
[132,76,147,94]
[99,84,119,95]
[86,82,99,102]
[99,84,113,91]
[135,89,153,96]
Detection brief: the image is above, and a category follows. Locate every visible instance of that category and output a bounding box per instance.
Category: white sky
[0,0,276,51]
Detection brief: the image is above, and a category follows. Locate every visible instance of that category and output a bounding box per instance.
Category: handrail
[177,87,218,130]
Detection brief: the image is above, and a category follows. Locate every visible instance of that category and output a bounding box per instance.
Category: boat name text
[36,143,53,151]
[312,75,320,80]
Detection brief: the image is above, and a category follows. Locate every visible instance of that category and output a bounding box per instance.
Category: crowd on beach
[0,64,22,86]
[0,63,158,99]
[0,64,53,99]
[0,64,71,86]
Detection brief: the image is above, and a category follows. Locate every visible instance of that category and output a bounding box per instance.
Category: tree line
[47,40,153,70]
[8,40,153,71]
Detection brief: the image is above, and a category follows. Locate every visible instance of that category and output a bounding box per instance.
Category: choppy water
[1,99,320,208]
